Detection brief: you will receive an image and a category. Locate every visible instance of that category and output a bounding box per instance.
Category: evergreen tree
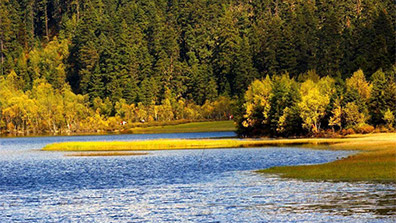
[366,10,395,74]
[213,6,241,95]
[344,69,371,118]
[317,9,343,76]
[268,74,301,135]
[233,36,257,96]
[277,10,297,75]
[293,1,318,75]
[0,0,19,76]
[369,69,388,125]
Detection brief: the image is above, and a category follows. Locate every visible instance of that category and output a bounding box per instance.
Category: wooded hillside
[0,0,394,134]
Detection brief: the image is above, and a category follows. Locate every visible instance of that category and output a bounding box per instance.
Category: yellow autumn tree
[346,69,371,102]
[344,102,367,128]
[62,84,91,132]
[242,76,272,128]
[328,97,342,131]
[298,77,334,133]
[31,79,64,132]
[28,37,69,89]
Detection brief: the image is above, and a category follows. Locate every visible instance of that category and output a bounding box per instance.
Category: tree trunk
[356,0,362,15]
[274,0,279,16]
[45,4,49,40]
[29,1,34,48]
[52,121,57,133]
[76,0,80,23]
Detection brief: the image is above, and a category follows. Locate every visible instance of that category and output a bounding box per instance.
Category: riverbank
[43,133,396,182]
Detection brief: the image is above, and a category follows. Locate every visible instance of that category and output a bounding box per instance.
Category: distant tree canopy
[0,0,395,134]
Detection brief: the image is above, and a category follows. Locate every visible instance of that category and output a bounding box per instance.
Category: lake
[0,132,394,222]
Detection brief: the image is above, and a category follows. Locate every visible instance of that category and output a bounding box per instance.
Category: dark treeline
[0,0,395,134]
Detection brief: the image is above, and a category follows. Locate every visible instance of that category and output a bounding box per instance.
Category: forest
[0,0,395,135]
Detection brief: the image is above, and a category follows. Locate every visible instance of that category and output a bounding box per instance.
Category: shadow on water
[304,190,396,216]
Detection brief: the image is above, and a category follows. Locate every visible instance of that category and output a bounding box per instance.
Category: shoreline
[256,134,396,183]
[0,120,236,138]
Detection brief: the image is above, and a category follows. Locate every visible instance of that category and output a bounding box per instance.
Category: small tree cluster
[238,68,396,137]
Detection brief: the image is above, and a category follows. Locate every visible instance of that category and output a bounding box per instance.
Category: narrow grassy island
[43,133,396,182]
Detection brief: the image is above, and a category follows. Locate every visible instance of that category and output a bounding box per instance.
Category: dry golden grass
[43,133,395,152]
[42,138,347,151]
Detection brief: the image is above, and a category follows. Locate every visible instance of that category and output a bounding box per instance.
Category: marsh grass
[43,138,349,151]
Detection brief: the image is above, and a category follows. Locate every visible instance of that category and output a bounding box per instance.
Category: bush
[314,129,340,138]
[356,124,374,134]
[341,128,356,135]
[373,128,381,133]
[377,125,390,133]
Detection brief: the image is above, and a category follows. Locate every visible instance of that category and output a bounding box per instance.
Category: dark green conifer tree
[233,36,257,96]
[317,9,343,76]
[213,6,240,96]
[369,69,389,125]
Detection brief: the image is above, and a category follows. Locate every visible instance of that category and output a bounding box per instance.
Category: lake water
[0,132,394,222]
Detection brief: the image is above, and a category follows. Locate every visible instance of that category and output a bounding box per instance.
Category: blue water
[0,132,394,222]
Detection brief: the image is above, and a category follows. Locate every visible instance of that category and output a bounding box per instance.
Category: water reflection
[249,177,395,219]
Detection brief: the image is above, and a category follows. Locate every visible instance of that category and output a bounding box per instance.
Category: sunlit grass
[128,120,235,134]
[43,137,350,151]
[258,133,396,182]
[43,133,394,152]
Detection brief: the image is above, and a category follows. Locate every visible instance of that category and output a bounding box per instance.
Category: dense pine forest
[0,0,395,135]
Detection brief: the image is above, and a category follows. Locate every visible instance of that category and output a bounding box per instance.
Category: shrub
[383,109,395,130]
[341,128,356,135]
[316,129,340,138]
[373,127,382,133]
[356,124,374,134]
[377,125,390,133]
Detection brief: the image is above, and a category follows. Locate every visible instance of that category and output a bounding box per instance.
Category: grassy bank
[125,120,235,134]
[258,133,396,182]
[42,133,396,182]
